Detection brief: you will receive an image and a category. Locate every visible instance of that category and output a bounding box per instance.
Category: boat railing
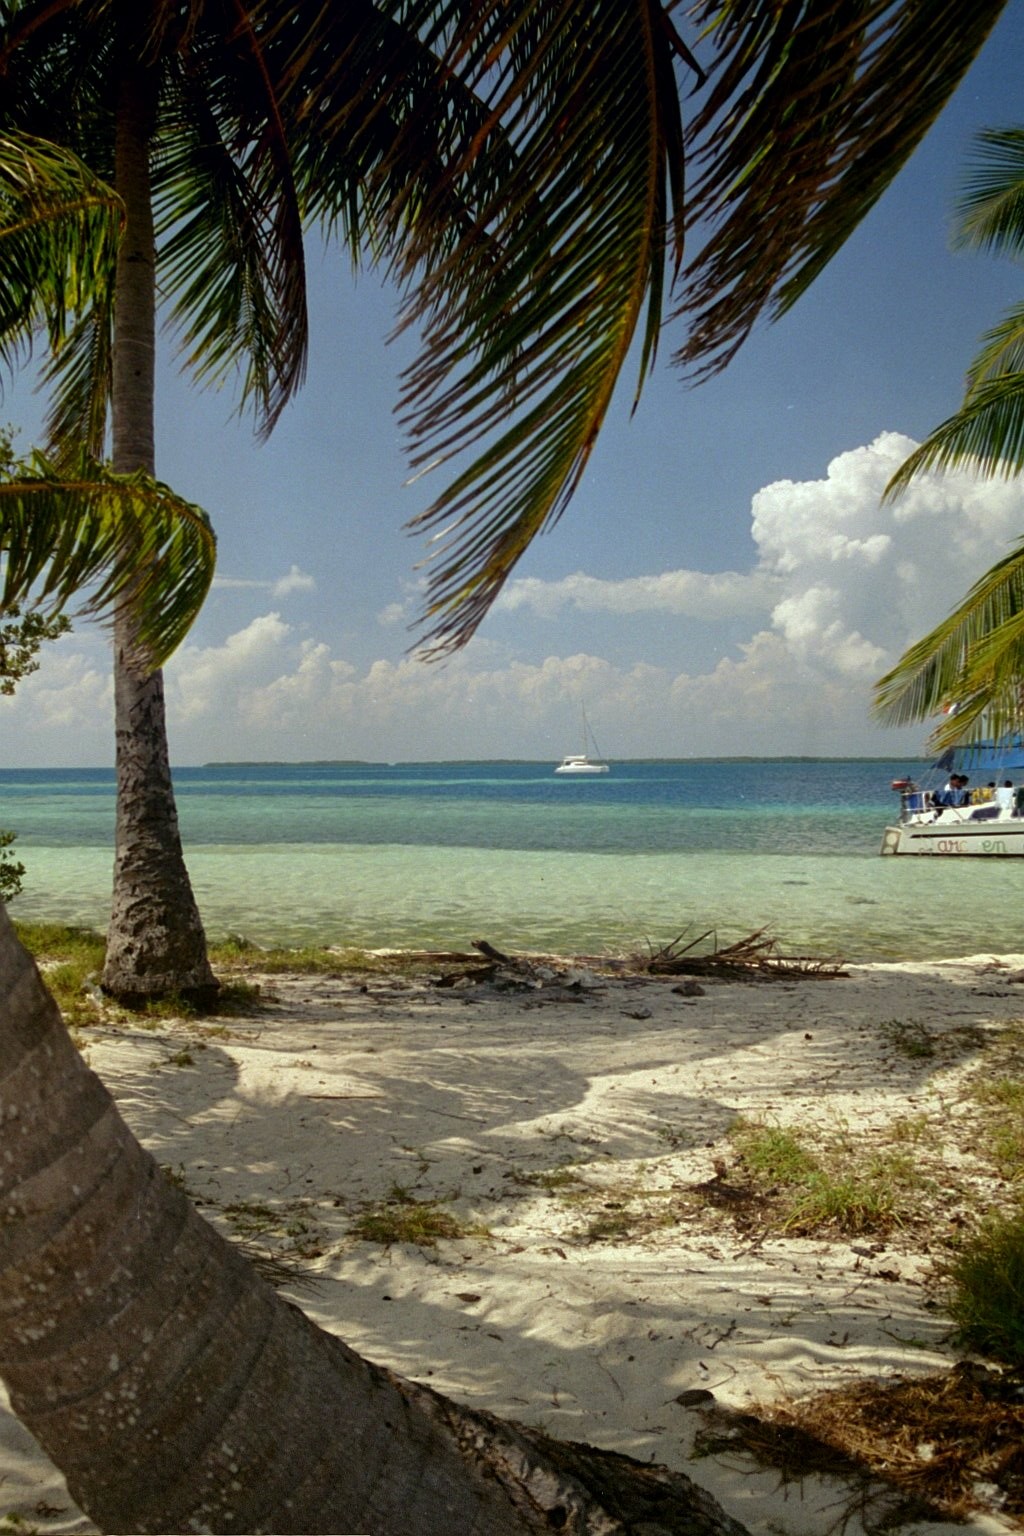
[892,782,931,822]
[893,781,1024,824]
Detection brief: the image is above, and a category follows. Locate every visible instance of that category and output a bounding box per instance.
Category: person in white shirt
[995,780,1015,814]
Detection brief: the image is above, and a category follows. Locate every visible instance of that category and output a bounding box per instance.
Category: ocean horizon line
[1,754,932,772]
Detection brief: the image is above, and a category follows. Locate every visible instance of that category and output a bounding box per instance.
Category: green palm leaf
[676,0,1007,381]
[0,3,1011,663]
[153,46,308,438]
[0,129,121,366]
[884,128,1024,489]
[39,303,114,457]
[955,127,1024,258]
[887,371,1024,489]
[288,0,1005,652]
[347,0,691,654]
[960,304,1024,391]
[874,536,1024,749]
[0,449,215,664]
[879,119,1024,743]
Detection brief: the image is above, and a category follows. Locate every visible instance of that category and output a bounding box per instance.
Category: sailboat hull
[555,707,609,775]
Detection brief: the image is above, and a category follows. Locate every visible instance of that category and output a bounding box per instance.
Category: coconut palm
[0,129,215,952]
[1,4,1018,1530]
[0,0,1007,998]
[0,2,310,1002]
[875,127,1024,750]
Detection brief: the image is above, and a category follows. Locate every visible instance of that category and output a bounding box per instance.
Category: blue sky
[5,3,1024,765]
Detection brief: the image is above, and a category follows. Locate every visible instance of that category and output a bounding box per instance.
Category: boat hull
[881,811,1024,855]
[554,761,609,775]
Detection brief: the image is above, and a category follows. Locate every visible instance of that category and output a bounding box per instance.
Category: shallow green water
[4,760,1021,961]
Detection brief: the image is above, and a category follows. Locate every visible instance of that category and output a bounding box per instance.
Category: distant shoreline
[0,755,932,772]
[198,755,928,767]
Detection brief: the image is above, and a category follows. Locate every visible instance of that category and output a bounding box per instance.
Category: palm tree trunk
[101,58,216,1003]
[0,909,748,1536]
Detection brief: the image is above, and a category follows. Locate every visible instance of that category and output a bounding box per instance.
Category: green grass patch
[880,1017,936,1060]
[509,1164,586,1193]
[728,1119,924,1236]
[208,941,347,974]
[582,1208,639,1243]
[350,1185,480,1247]
[785,1170,898,1235]
[16,925,106,1030]
[969,1057,1024,1181]
[888,1113,936,1145]
[16,921,105,968]
[975,1076,1024,1113]
[945,1208,1024,1367]
[222,1199,324,1259]
[207,940,469,978]
[729,1118,820,1184]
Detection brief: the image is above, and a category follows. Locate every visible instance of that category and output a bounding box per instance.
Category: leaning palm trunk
[0,908,747,1536]
[101,63,215,1003]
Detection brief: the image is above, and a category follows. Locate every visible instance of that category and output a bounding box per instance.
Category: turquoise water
[3,759,1022,961]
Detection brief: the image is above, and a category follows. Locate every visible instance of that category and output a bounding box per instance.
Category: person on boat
[935,773,968,809]
[996,780,1015,814]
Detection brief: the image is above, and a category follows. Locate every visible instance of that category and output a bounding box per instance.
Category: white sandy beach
[4,949,1024,1536]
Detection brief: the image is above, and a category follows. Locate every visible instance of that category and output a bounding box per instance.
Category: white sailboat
[554,706,609,775]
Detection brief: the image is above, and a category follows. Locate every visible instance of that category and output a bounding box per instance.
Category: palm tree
[875,127,1024,750]
[0,5,1017,1530]
[0,2,314,1001]
[0,0,1007,998]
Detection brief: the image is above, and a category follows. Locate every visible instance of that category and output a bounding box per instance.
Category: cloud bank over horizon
[5,433,1024,765]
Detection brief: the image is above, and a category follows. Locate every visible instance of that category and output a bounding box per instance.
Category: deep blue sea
[2,757,1020,962]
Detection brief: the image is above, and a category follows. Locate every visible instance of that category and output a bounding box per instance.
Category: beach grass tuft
[726,1117,924,1236]
[16,923,107,1032]
[879,1016,937,1059]
[945,1208,1024,1366]
[729,1119,819,1184]
[350,1185,481,1247]
[207,940,460,977]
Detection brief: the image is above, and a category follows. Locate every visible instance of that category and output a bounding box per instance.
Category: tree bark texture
[101,57,216,1002]
[0,910,750,1536]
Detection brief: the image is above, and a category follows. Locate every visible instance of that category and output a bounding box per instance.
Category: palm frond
[960,303,1024,391]
[39,302,113,458]
[873,535,1024,748]
[297,0,688,655]
[0,129,121,368]
[277,0,540,253]
[152,39,307,438]
[955,127,1024,258]
[0,449,215,664]
[284,0,1006,653]
[676,0,1008,381]
[886,372,1024,492]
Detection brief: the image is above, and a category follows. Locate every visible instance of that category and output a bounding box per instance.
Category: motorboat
[881,737,1024,855]
[554,707,609,775]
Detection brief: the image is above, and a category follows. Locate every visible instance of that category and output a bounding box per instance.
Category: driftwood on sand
[444,932,847,989]
[641,927,848,980]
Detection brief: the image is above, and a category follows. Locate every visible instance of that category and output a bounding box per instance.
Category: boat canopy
[936,736,1024,776]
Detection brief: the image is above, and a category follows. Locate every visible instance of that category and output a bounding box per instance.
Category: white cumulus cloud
[211,565,316,598]
[497,568,776,620]
[7,431,1024,765]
